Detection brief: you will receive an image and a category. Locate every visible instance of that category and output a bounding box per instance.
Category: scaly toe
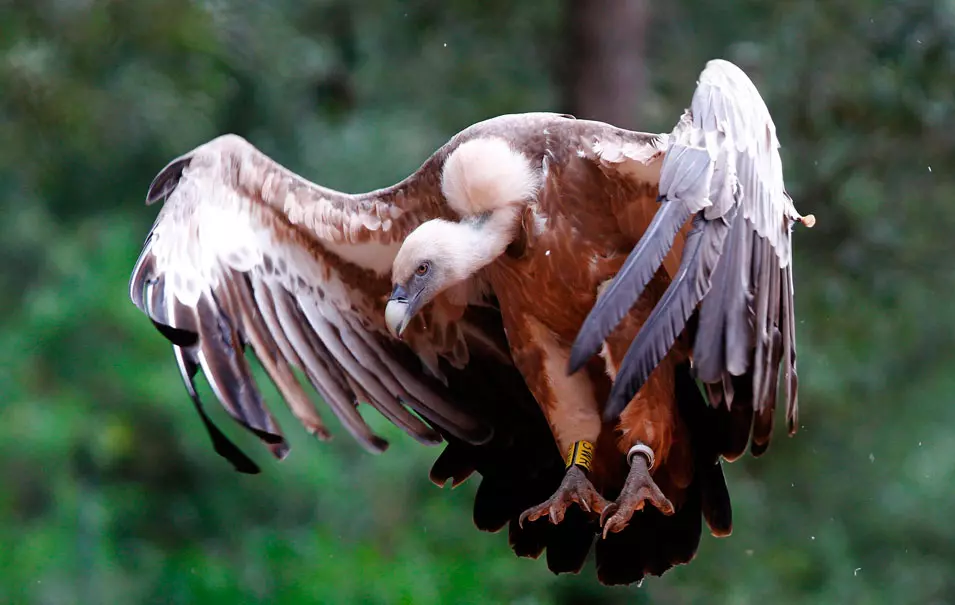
[644,487,675,516]
[548,502,566,525]
[598,476,676,538]
[599,504,634,539]
[518,468,608,528]
[601,503,639,539]
[519,504,551,528]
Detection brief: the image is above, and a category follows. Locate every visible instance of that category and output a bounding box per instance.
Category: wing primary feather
[227,274,332,440]
[750,326,782,457]
[296,300,440,444]
[145,277,169,327]
[170,298,200,337]
[194,292,289,454]
[568,200,692,374]
[761,245,783,406]
[173,345,261,474]
[782,263,799,434]
[344,314,491,445]
[692,213,753,383]
[269,287,351,394]
[750,237,774,408]
[251,278,307,369]
[722,220,755,376]
[720,374,754,460]
[151,319,199,348]
[269,287,389,453]
[144,275,199,347]
[604,205,738,421]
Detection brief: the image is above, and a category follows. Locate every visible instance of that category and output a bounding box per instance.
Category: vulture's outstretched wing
[130,134,496,472]
[570,59,814,454]
[129,127,611,578]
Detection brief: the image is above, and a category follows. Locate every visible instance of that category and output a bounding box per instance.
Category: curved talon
[601,503,629,539]
[599,503,619,532]
[518,466,609,527]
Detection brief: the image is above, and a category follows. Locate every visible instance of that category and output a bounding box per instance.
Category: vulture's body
[129,60,812,586]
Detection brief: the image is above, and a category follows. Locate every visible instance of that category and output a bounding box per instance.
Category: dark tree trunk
[561,0,650,129]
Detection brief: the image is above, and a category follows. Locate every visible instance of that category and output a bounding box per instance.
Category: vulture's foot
[519,465,608,527]
[600,447,673,538]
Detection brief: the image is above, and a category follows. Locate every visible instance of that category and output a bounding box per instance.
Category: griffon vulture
[385,58,811,569]
[129,58,811,586]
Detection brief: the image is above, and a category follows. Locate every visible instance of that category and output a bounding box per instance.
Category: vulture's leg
[598,361,692,537]
[511,317,609,526]
[591,277,689,536]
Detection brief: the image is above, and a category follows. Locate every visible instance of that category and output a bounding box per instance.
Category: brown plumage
[129,59,810,587]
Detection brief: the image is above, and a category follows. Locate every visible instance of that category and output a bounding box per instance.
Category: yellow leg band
[564,440,595,473]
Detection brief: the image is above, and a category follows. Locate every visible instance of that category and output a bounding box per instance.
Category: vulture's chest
[487,215,633,344]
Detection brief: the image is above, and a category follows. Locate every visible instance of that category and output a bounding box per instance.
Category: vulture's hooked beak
[385,283,420,339]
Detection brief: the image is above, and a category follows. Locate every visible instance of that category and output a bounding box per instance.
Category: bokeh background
[2,1,954,603]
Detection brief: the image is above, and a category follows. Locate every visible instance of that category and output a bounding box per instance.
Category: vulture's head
[386,219,476,338]
[386,136,540,338]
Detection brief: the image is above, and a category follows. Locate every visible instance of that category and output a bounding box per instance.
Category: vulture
[129,59,813,586]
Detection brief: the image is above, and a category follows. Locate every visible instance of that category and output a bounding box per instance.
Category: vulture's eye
[415,262,430,276]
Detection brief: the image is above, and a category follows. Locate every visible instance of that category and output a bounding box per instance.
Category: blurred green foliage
[2,1,955,603]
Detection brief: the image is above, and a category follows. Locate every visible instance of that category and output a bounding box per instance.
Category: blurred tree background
[2,0,954,603]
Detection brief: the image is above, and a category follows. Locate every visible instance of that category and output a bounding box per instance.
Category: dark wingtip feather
[428,444,476,488]
[594,486,703,586]
[509,519,548,559]
[674,362,734,539]
[196,401,262,474]
[146,156,191,205]
[719,375,754,461]
[568,201,691,375]
[544,508,594,575]
[173,346,261,474]
[368,435,391,453]
[139,276,283,465]
[751,356,780,457]
[700,461,733,537]
[267,441,291,460]
[472,477,513,533]
[750,437,770,457]
[151,319,199,348]
[192,293,292,450]
[247,426,289,447]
